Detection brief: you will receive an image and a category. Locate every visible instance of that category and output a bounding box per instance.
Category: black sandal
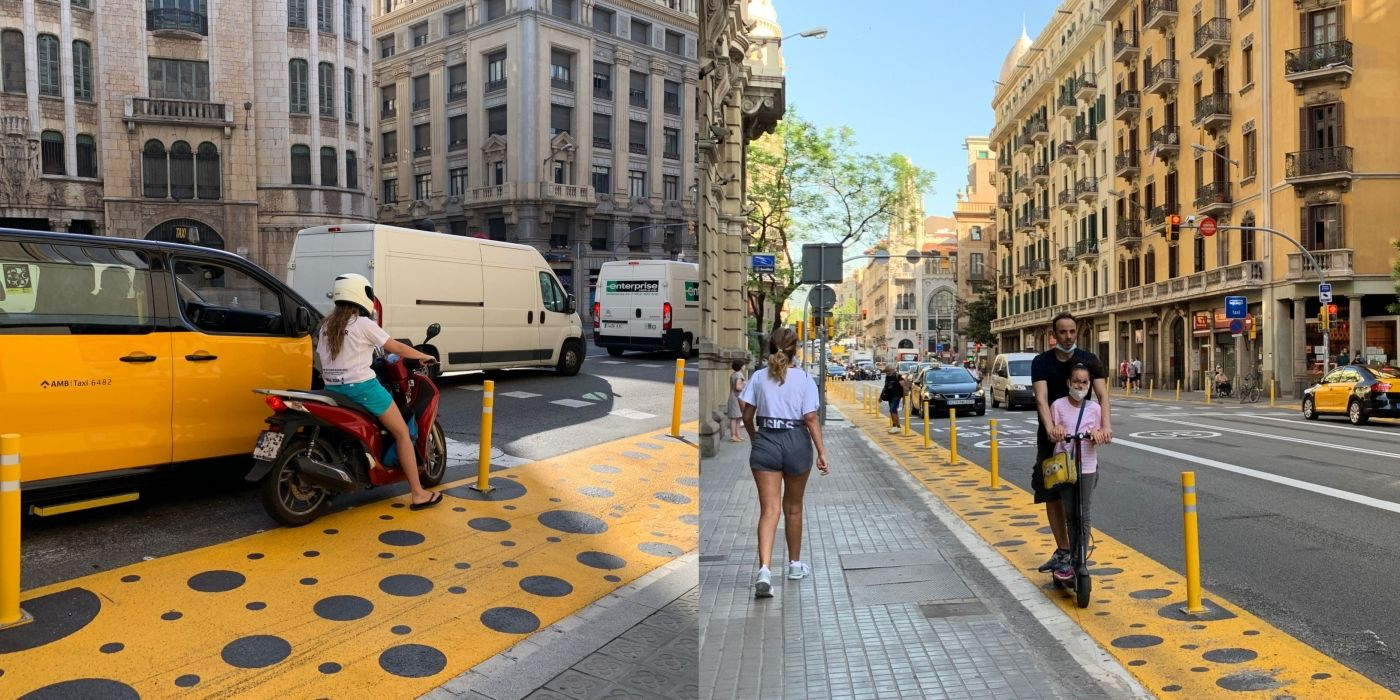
[409,492,444,511]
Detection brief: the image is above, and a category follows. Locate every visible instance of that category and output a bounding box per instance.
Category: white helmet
[330,273,375,316]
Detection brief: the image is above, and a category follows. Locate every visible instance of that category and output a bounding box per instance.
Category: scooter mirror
[424,323,442,343]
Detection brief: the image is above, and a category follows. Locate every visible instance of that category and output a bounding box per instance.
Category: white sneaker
[888,426,901,434]
[787,561,811,580]
[753,568,773,598]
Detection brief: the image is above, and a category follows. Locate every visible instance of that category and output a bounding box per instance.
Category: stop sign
[1199,216,1218,237]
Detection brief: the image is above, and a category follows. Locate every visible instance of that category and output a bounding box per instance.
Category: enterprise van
[290,224,585,376]
[988,352,1037,409]
[0,229,319,511]
[592,260,698,357]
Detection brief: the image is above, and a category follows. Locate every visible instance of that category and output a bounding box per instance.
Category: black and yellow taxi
[1302,363,1400,425]
[0,229,320,514]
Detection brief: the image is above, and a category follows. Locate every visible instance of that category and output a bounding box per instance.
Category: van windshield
[1008,360,1032,376]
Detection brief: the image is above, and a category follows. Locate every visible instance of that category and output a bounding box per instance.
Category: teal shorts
[324,377,393,416]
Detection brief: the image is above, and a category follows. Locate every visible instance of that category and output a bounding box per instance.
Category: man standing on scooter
[1032,312,1113,576]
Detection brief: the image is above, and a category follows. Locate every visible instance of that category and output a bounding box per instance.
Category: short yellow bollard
[902,389,912,436]
[989,419,1000,489]
[1,433,31,630]
[948,408,958,465]
[1205,376,1212,405]
[1270,379,1276,407]
[922,398,931,448]
[1149,379,1155,400]
[1181,471,1205,614]
[472,381,495,493]
[670,359,685,438]
[1176,380,1181,402]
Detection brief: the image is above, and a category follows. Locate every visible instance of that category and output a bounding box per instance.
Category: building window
[411,22,428,47]
[628,169,646,198]
[592,217,610,250]
[593,61,612,98]
[413,122,430,155]
[379,35,395,58]
[290,144,312,184]
[448,63,467,100]
[971,225,982,241]
[149,58,210,101]
[593,112,611,148]
[142,140,167,196]
[629,71,647,107]
[37,35,60,97]
[382,177,398,203]
[487,105,507,136]
[1305,203,1341,250]
[415,173,431,200]
[344,68,355,121]
[412,74,430,111]
[1193,233,1205,272]
[664,30,683,55]
[449,167,468,195]
[1242,45,1253,86]
[552,0,573,20]
[663,127,679,158]
[318,62,335,116]
[550,104,572,136]
[663,174,679,201]
[550,217,571,248]
[484,0,505,21]
[345,150,358,189]
[628,220,646,250]
[1243,130,1256,179]
[450,220,468,236]
[630,18,650,45]
[1240,226,1255,261]
[289,59,309,113]
[169,141,194,198]
[40,131,63,175]
[486,51,506,91]
[449,114,467,148]
[194,141,220,199]
[73,41,93,101]
[550,49,573,90]
[628,120,647,154]
[1,30,24,94]
[380,84,396,117]
[592,6,613,33]
[75,134,97,177]
[288,0,306,27]
[488,217,507,241]
[492,161,504,185]
[344,0,353,38]
[317,0,334,32]
[319,146,337,186]
[663,80,680,115]
[553,160,568,184]
[445,8,465,35]
[592,165,611,194]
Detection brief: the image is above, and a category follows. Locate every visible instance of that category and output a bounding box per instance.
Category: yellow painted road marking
[831,395,1393,699]
[0,426,698,699]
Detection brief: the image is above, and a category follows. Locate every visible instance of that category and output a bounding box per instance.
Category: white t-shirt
[738,364,819,421]
[318,315,391,385]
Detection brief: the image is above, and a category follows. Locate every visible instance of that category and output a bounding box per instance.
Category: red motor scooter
[246,323,447,526]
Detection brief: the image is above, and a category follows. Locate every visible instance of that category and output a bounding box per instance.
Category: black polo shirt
[1031,347,1105,447]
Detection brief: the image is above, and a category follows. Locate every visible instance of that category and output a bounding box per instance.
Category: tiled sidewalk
[698,407,1130,700]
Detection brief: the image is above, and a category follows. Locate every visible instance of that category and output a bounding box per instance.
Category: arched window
[37,34,59,97]
[40,130,64,175]
[143,140,167,197]
[290,144,312,184]
[318,61,334,117]
[73,41,92,101]
[289,59,309,114]
[196,142,220,199]
[169,141,194,199]
[320,146,337,186]
[76,134,97,177]
[345,150,358,189]
[1,30,25,94]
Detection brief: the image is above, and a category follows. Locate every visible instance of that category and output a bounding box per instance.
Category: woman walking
[738,327,829,599]
[727,359,747,442]
[880,366,908,434]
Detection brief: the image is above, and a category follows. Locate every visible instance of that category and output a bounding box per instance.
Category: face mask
[1069,388,1088,401]
[1059,343,1076,354]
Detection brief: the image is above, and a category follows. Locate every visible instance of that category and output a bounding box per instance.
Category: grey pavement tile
[543,669,611,699]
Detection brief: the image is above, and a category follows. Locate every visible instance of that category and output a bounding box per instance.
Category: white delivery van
[592,260,699,357]
[289,224,585,375]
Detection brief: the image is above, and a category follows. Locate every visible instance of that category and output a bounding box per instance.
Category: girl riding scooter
[319,273,442,510]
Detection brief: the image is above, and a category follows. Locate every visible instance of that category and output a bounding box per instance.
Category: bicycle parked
[1237,374,1261,404]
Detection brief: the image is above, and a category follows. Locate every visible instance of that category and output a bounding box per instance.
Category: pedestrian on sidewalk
[1118,359,1129,389]
[1032,312,1113,575]
[727,359,747,443]
[1044,363,1106,581]
[879,366,908,434]
[1131,358,1143,390]
[738,327,829,599]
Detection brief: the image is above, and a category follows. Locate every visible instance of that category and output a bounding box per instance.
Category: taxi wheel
[260,437,332,527]
[1348,399,1370,426]
[420,421,448,487]
[1302,396,1319,420]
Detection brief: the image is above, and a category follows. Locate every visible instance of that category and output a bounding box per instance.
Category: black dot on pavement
[639,542,682,558]
[1191,623,1207,629]
[680,514,699,525]
[1191,666,1209,672]
[323,528,339,535]
[247,553,263,560]
[1130,588,1172,600]
[1111,635,1164,649]
[300,578,318,586]
[577,551,626,570]
[538,510,608,534]
[379,574,434,597]
[1203,648,1258,664]
[546,536,561,543]
[379,552,395,559]
[501,540,516,547]
[380,515,394,521]
[604,575,621,582]
[677,476,699,487]
[448,586,466,594]
[993,540,1025,547]
[319,662,341,674]
[1127,660,1146,667]
[100,642,124,654]
[520,575,573,597]
[19,679,140,699]
[1130,623,1147,629]
[313,595,375,622]
[303,551,320,558]
[221,635,292,669]
[1181,644,1199,650]
[1312,673,1331,680]
[454,562,471,570]
[1242,629,1260,636]
[1036,526,1053,534]
[187,570,246,593]
[391,625,411,635]
[578,487,614,498]
[503,561,519,568]
[379,530,426,547]
[1089,567,1124,576]
[549,497,563,503]
[1216,672,1282,692]
[468,517,511,533]
[161,611,182,621]
[503,505,517,511]
[246,602,266,611]
[379,644,447,678]
[591,464,621,474]
[174,675,200,688]
[654,491,691,504]
[480,607,540,635]
[120,575,140,583]
[1161,685,1181,693]
[452,506,466,513]
[392,502,406,508]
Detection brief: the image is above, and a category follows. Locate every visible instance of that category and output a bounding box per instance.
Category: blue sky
[775,0,1057,218]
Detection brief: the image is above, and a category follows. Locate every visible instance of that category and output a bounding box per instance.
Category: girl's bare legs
[378,406,433,504]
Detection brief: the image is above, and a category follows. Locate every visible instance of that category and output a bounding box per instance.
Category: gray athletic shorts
[750,420,813,476]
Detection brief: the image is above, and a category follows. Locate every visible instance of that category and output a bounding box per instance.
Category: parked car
[1302,364,1400,425]
[855,361,877,380]
[826,364,848,380]
[911,366,986,417]
[988,352,1037,409]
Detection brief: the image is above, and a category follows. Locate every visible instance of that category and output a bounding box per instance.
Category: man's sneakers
[887,426,901,434]
[787,561,811,580]
[753,567,773,598]
[1037,548,1069,573]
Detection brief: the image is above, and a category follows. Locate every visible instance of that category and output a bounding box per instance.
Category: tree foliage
[962,287,999,348]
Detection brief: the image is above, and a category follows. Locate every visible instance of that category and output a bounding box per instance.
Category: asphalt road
[19,345,696,590]
[847,377,1400,691]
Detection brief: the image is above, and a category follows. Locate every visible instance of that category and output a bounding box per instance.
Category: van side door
[536,270,573,361]
[0,239,174,482]
[481,261,544,367]
[168,255,314,462]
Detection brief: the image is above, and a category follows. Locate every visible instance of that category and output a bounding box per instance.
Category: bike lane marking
[830,394,1392,699]
[0,427,698,699]
[1131,414,1400,461]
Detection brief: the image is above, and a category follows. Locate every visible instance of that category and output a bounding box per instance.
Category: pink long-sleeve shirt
[1051,396,1102,474]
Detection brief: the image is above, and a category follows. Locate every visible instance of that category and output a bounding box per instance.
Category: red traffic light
[1327,303,1339,315]
[1168,213,1182,226]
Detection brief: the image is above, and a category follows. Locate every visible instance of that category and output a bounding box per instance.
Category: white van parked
[988,352,1037,409]
[289,224,585,375]
[593,260,699,357]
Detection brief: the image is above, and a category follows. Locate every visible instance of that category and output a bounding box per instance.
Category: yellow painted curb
[0,427,699,698]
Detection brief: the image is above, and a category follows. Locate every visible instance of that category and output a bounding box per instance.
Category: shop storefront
[1192,308,1256,388]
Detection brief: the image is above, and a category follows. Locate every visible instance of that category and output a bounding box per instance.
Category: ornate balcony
[123,96,234,134]
[1075,124,1097,151]
[1059,246,1076,264]
[1017,263,1031,278]
[1016,214,1034,233]
[1057,189,1077,211]
[147,8,208,35]
[1033,259,1051,277]
[1286,248,1354,281]
[1115,150,1141,179]
[1144,0,1178,33]
[1146,59,1179,96]
[1076,238,1099,260]
[1015,174,1031,194]
[1115,90,1141,122]
[1031,206,1051,228]
[1056,142,1078,164]
[1116,219,1143,248]
[997,156,1012,173]
[1148,203,1178,232]
[1075,74,1097,101]
[1031,163,1049,185]
[1026,117,1049,143]
[998,229,1014,247]
[1285,146,1354,189]
[1149,125,1179,159]
[1057,92,1078,117]
[1114,31,1139,63]
[997,193,1013,210]
[1285,40,1353,90]
[999,272,1014,290]
[1193,17,1230,60]
[1075,178,1098,202]
[1194,92,1231,131]
[1194,181,1233,215]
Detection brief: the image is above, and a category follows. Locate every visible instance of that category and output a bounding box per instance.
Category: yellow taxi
[0,229,319,514]
[1302,363,1400,425]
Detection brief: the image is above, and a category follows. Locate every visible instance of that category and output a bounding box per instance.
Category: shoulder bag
[1040,397,1089,491]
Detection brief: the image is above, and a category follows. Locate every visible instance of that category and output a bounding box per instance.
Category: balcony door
[1309,9,1341,46]
[1304,103,1342,150]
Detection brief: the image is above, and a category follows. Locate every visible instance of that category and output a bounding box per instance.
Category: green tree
[962,287,998,348]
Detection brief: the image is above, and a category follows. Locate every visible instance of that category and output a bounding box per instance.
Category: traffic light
[861,308,868,320]
[1319,305,1329,327]
[825,315,835,338]
[1167,213,1182,243]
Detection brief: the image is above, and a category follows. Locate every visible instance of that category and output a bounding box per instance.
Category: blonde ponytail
[766,327,799,385]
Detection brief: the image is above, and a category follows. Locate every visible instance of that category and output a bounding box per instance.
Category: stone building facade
[0,0,375,275]
[953,136,998,364]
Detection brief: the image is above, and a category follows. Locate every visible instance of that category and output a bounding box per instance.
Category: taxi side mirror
[294,306,316,335]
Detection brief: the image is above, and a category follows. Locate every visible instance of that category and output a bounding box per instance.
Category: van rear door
[602,261,664,339]
[288,228,375,315]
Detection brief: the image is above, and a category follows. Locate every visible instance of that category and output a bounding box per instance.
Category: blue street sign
[1229,319,1244,336]
[1224,295,1247,319]
[936,343,945,352]
[752,254,775,273]
[1318,282,1332,303]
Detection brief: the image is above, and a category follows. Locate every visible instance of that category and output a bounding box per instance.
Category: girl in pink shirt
[1048,364,1105,580]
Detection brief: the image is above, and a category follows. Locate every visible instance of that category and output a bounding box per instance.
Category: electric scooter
[1053,431,1094,608]
[245,323,447,526]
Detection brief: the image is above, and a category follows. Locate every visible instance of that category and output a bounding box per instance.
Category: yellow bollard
[670,359,685,438]
[1205,373,1212,405]
[902,389,912,436]
[922,398,931,448]
[989,419,1000,489]
[948,408,958,465]
[1149,379,1155,400]
[1176,380,1181,402]
[472,381,495,493]
[1181,471,1205,614]
[1270,379,1276,408]
[1,433,30,630]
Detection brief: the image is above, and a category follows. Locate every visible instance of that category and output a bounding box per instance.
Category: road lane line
[1136,415,1400,460]
[1114,438,1400,516]
[1230,413,1400,439]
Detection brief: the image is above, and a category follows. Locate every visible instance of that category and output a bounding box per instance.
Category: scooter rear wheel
[419,421,448,487]
[260,437,332,527]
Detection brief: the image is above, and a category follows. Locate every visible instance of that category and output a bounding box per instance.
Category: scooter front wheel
[260,437,333,527]
[1075,572,1092,608]
[419,421,448,487]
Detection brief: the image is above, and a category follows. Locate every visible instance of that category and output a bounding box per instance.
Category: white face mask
[1058,343,1076,354]
[1069,387,1089,401]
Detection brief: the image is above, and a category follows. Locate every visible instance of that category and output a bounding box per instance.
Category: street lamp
[750,26,829,45]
